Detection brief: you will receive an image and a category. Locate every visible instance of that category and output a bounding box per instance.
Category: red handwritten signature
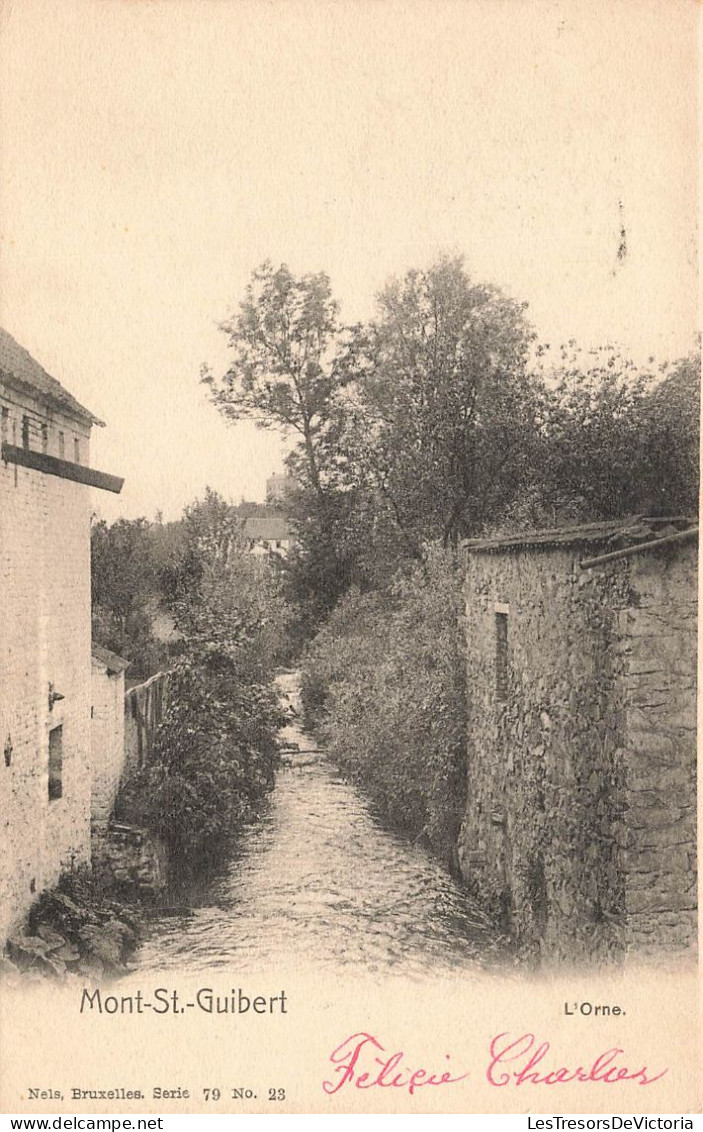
[322,1032,669,1095]
[322,1032,468,1095]
[487,1033,668,1087]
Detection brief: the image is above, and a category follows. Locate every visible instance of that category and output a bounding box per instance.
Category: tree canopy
[342,256,537,549]
[204,257,700,638]
[202,261,343,496]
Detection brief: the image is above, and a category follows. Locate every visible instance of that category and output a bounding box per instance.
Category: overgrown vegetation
[4,867,142,982]
[116,651,283,871]
[203,255,699,876]
[91,516,171,682]
[300,548,467,868]
[91,488,293,681]
[88,258,702,896]
[112,489,289,871]
[204,257,700,638]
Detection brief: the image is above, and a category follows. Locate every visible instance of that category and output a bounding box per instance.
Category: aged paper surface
[0,0,699,1117]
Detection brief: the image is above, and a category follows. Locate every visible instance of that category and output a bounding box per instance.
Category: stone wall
[93,822,168,896]
[619,549,697,954]
[123,670,170,779]
[459,538,697,963]
[0,385,93,944]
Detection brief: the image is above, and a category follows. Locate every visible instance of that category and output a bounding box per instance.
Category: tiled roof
[463,516,697,553]
[92,645,131,674]
[242,516,292,541]
[0,327,104,426]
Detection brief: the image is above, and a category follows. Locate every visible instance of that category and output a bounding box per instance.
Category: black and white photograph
[0,0,699,1117]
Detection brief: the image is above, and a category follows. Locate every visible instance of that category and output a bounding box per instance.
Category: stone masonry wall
[93,823,168,897]
[0,385,93,944]
[619,547,697,954]
[459,539,697,963]
[460,543,630,963]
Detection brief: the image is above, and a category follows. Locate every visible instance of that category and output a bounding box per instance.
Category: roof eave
[461,517,698,554]
[0,372,105,427]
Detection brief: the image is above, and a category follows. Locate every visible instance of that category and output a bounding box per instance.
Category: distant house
[460,517,697,962]
[0,328,123,944]
[241,515,296,558]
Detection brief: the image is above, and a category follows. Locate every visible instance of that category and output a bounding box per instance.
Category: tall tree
[344,256,537,548]
[90,517,164,678]
[202,261,343,497]
[204,262,362,630]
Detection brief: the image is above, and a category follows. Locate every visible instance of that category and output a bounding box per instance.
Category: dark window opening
[48,725,63,801]
[1,406,8,442]
[41,423,48,453]
[73,437,81,464]
[58,431,65,459]
[495,611,509,702]
[21,416,30,450]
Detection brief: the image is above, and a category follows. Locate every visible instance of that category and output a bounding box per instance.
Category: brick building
[460,517,697,963]
[0,328,122,944]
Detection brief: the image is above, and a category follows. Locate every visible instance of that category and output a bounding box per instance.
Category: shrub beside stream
[300,547,467,869]
[115,656,283,875]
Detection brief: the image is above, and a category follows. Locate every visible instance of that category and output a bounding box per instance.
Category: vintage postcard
[0,0,699,1118]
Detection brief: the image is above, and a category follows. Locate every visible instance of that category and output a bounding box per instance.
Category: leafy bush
[116,576,285,873]
[118,659,283,869]
[300,546,467,866]
[528,348,700,524]
[169,489,295,677]
[91,516,173,680]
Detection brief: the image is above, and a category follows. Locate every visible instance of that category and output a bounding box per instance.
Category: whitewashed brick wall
[0,383,93,943]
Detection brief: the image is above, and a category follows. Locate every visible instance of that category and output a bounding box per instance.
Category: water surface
[134,673,499,978]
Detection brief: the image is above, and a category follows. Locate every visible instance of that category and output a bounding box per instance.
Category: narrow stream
[133,673,500,979]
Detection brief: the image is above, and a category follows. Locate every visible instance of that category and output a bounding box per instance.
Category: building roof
[463,516,697,554]
[0,327,104,426]
[241,516,292,541]
[92,645,131,674]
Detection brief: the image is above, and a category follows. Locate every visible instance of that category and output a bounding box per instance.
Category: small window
[1,406,8,443]
[48,725,63,801]
[41,423,48,453]
[495,611,509,702]
[22,416,30,450]
[58,431,65,459]
[73,437,81,464]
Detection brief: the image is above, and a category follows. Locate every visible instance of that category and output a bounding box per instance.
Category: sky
[0,0,698,522]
